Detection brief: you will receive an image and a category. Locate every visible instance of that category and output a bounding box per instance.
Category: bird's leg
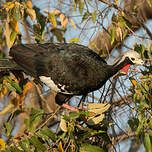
[62,94,87,111]
[78,94,87,108]
[62,95,79,112]
[62,103,78,112]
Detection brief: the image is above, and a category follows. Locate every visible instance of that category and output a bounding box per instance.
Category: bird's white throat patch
[39,76,61,92]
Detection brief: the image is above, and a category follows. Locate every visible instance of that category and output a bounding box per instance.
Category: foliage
[0,104,110,152]
[128,45,152,152]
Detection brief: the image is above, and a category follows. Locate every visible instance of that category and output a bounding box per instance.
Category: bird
[9,43,144,105]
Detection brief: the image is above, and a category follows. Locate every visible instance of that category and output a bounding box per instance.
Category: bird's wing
[10,43,109,94]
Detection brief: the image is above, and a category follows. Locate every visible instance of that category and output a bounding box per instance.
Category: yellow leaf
[59,141,65,152]
[115,0,119,5]
[25,0,33,9]
[68,38,80,43]
[87,114,104,125]
[88,103,110,114]
[49,13,57,27]
[129,77,136,87]
[60,14,68,28]
[26,8,36,21]
[0,103,15,116]
[60,112,67,132]
[3,2,15,11]
[3,87,7,96]
[69,19,77,29]
[10,31,17,43]
[0,138,5,150]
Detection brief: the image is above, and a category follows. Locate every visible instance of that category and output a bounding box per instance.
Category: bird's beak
[135,59,144,65]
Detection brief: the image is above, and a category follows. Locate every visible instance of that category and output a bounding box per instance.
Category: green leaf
[9,146,23,152]
[10,31,17,43]
[79,2,84,14]
[4,122,12,136]
[98,50,105,57]
[73,0,78,12]
[39,126,57,142]
[80,144,104,152]
[121,16,132,27]
[110,27,115,45]
[6,82,16,92]
[141,44,145,55]
[128,118,139,132]
[29,135,46,152]
[81,12,90,23]
[51,28,64,42]
[13,7,21,21]
[18,139,30,152]
[136,117,145,136]
[91,11,96,23]
[68,111,80,120]
[144,133,152,152]
[29,108,43,131]
[10,80,22,94]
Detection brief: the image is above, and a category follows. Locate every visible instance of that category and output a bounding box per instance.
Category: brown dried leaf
[0,87,7,99]
[44,9,61,15]
[52,10,61,15]
[116,27,122,41]
[10,20,20,33]
[23,81,33,95]
[4,20,14,50]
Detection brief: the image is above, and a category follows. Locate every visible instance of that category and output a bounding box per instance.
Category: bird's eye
[131,57,135,61]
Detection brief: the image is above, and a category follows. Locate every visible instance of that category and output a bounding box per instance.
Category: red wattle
[121,64,131,72]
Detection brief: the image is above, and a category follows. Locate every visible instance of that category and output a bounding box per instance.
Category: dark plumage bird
[10,43,144,105]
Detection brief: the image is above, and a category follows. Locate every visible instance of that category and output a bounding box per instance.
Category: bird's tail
[0,58,21,72]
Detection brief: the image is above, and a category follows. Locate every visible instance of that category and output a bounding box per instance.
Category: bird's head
[113,50,144,72]
[122,50,144,65]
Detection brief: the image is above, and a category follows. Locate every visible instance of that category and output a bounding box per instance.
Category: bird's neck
[112,57,133,74]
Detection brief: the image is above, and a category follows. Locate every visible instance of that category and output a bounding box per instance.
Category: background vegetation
[0,0,152,151]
